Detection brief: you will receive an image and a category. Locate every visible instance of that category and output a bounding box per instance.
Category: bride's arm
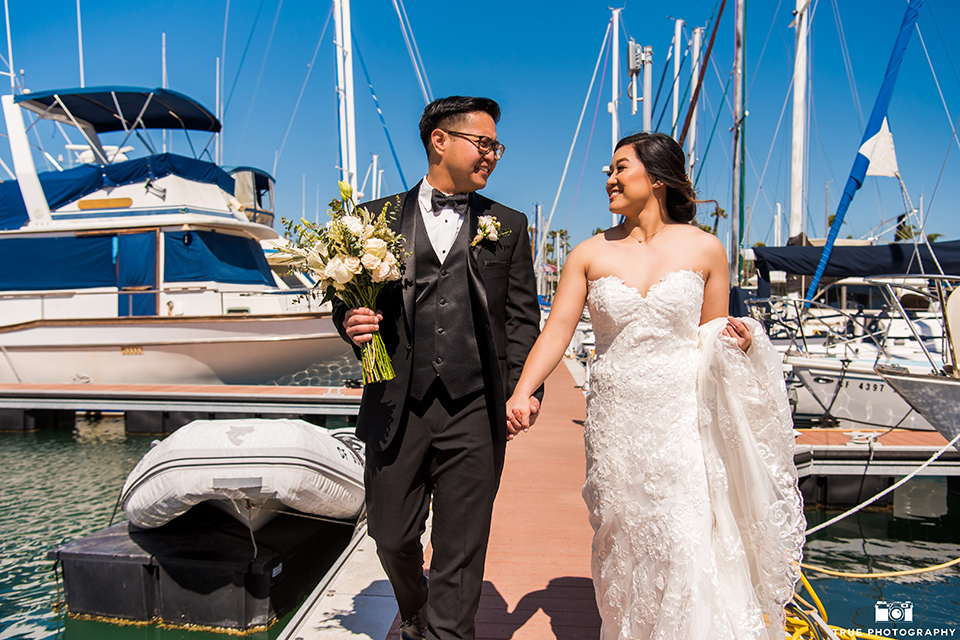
[698,233,752,352]
[506,245,590,432]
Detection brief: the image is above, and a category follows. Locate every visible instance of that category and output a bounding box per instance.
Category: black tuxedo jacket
[333,181,542,451]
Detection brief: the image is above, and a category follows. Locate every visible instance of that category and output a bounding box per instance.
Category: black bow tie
[431,189,469,215]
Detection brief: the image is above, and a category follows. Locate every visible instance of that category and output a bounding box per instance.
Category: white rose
[361,253,382,271]
[343,255,363,274]
[487,229,498,241]
[364,224,375,240]
[388,263,401,281]
[478,215,493,227]
[342,216,364,236]
[324,256,354,285]
[372,260,393,283]
[382,250,397,266]
[364,237,388,260]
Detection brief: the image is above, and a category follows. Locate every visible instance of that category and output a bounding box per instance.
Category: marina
[5,362,960,638]
[2,0,960,638]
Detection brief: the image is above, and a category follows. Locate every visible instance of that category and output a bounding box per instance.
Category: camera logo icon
[875,600,914,623]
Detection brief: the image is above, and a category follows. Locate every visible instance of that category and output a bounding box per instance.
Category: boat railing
[866,275,960,377]
[747,296,896,360]
[0,283,328,323]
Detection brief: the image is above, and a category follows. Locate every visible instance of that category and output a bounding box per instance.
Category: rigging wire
[693,71,732,187]
[648,42,673,126]
[745,0,784,98]
[353,35,408,191]
[916,26,960,156]
[828,0,864,132]
[564,30,611,234]
[390,0,432,104]
[654,42,689,133]
[273,4,334,176]
[238,0,284,154]
[222,0,267,123]
[745,66,794,232]
[920,108,960,232]
[540,22,610,260]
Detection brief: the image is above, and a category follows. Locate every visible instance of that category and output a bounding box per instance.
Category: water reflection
[4,415,960,638]
[804,501,960,631]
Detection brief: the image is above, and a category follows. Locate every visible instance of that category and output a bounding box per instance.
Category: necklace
[634,224,667,243]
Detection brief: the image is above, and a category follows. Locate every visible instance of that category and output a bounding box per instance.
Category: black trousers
[364,382,506,640]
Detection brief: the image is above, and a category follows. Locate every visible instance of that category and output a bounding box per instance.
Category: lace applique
[583,271,804,640]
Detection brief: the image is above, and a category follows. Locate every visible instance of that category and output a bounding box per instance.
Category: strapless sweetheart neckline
[589,269,703,301]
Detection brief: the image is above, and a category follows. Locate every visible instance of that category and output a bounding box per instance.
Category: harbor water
[2,416,960,638]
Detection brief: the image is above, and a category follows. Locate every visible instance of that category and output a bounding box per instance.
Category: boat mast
[672,18,683,138]
[334,0,358,192]
[729,0,745,284]
[76,0,85,88]
[610,7,621,227]
[789,0,810,243]
[3,0,13,93]
[687,27,702,175]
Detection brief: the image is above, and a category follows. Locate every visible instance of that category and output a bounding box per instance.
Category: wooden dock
[281,361,598,640]
[0,382,361,433]
[279,360,960,640]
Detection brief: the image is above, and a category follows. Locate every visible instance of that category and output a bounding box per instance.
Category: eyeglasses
[441,130,506,160]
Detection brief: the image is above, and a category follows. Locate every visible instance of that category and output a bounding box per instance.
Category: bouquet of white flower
[275,181,406,384]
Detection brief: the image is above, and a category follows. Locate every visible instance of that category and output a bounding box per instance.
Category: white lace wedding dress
[583,270,805,640]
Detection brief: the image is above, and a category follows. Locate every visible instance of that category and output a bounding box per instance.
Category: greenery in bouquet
[276,181,406,384]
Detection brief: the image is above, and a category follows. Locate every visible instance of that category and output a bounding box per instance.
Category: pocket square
[483,260,509,267]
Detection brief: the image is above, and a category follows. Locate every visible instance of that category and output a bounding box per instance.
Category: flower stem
[360,330,395,384]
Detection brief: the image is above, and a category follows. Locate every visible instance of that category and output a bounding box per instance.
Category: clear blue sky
[4,0,958,250]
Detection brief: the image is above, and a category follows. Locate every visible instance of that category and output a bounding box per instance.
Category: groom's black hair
[419,96,501,154]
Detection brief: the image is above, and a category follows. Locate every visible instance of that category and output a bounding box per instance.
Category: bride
[506,133,804,639]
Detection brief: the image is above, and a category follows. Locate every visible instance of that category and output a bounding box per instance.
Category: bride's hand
[722,316,752,353]
[505,394,534,440]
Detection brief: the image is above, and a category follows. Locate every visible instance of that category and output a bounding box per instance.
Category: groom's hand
[344,307,383,347]
[506,396,540,440]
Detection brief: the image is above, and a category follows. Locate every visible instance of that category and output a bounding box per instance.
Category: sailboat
[747,0,959,430]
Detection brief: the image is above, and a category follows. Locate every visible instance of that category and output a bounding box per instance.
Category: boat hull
[876,365,960,449]
[120,419,365,531]
[788,355,935,430]
[0,313,353,385]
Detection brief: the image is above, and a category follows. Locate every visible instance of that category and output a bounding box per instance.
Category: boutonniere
[472,215,511,247]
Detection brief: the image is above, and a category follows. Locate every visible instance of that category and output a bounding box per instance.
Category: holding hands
[506,395,540,440]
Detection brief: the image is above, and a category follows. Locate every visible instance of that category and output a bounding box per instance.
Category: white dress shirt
[418,177,466,262]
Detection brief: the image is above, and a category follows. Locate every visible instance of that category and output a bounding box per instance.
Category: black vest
[408,212,483,400]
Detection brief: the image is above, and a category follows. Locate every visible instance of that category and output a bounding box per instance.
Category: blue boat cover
[753,241,960,297]
[0,154,236,230]
[164,230,274,287]
[0,235,116,291]
[0,231,274,293]
[15,87,220,133]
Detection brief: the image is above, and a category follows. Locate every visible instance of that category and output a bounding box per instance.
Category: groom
[334,96,542,640]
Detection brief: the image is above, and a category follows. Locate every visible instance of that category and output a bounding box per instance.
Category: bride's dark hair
[614,132,700,224]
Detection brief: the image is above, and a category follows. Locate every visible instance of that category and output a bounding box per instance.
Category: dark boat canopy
[753,241,960,284]
[15,86,221,133]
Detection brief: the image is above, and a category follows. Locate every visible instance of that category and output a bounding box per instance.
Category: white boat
[877,276,960,449]
[0,86,351,385]
[752,250,957,429]
[120,418,365,531]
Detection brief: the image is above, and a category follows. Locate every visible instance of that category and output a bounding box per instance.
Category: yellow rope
[801,555,960,578]
[798,572,827,622]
